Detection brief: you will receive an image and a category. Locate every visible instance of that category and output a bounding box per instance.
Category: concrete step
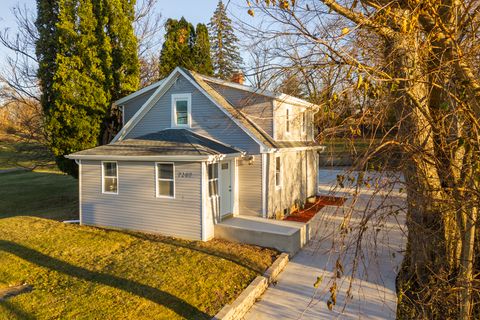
[214,216,312,256]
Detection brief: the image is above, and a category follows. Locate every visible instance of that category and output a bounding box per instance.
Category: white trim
[171,93,192,128]
[121,105,125,127]
[176,68,269,150]
[155,162,175,199]
[101,161,118,195]
[78,160,83,225]
[261,153,267,218]
[112,71,179,143]
[201,162,207,240]
[275,155,282,190]
[115,80,164,105]
[234,158,239,215]
[111,67,269,151]
[66,152,245,162]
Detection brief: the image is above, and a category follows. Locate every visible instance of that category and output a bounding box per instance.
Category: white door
[219,160,232,216]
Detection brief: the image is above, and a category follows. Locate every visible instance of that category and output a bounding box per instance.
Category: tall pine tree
[94,0,140,143]
[36,0,139,177]
[208,0,243,80]
[158,18,213,78]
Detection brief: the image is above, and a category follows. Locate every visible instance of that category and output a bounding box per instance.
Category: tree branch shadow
[0,240,210,319]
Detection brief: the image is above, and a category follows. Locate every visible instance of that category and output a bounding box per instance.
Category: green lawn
[0,155,278,319]
[0,217,277,319]
[0,134,54,170]
[0,171,78,221]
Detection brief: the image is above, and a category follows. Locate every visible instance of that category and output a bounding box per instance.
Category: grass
[0,171,78,221]
[0,134,54,170]
[0,137,278,319]
[0,217,277,319]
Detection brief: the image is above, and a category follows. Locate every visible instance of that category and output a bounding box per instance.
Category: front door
[219,160,232,216]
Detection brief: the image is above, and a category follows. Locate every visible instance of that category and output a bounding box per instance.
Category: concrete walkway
[245,169,406,319]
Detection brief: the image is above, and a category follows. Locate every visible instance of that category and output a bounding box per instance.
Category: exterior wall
[125,75,261,154]
[121,87,157,124]
[81,160,203,240]
[266,150,318,218]
[273,101,314,141]
[207,83,274,136]
[237,155,263,216]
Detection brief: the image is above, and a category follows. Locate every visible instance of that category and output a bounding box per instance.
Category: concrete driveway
[245,169,406,319]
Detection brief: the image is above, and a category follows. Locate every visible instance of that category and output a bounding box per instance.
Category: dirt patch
[0,284,33,301]
[284,196,346,223]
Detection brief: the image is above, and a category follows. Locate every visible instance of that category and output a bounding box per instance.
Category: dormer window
[171,93,191,127]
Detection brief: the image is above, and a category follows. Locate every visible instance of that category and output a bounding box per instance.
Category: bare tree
[242,0,480,319]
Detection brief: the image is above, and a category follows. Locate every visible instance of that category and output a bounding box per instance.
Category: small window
[102,161,118,194]
[172,94,191,127]
[285,108,290,133]
[302,112,306,133]
[156,163,175,198]
[275,156,282,188]
[208,163,219,197]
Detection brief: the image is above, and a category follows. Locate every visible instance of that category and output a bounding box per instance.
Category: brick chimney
[230,72,244,85]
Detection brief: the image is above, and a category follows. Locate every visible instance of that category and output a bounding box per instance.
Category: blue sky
[0,0,252,66]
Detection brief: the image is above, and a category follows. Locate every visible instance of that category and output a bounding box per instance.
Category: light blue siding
[81,160,202,240]
[125,75,261,154]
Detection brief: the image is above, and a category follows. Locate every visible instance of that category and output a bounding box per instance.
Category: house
[66,67,323,245]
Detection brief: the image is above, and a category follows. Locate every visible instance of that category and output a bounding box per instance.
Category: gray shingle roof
[68,129,243,157]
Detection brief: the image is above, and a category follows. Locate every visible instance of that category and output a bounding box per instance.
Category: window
[208,163,219,197]
[156,163,175,198]
[102,161,118,194]
[275,156,282,188]
[302,112,306,133]
[172,93,191,127]
[285,108,291,133]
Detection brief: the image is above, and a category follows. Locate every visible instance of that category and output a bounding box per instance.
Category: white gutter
[65,152,246,162]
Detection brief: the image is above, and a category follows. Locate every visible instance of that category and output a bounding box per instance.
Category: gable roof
[66,129,244,160]
[115,80,164,106]
[111,67,322,152]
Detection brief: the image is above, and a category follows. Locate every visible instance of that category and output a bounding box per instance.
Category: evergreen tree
[94,0,140,143]
[208,0,243,80]
[36,0,139,176]
[158,18,196,78]
[193,24,213,76]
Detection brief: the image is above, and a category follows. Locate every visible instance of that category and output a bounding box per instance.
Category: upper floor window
[285,107,291,133]
[302,112,307,133]
[102,161,118,194]
[171,93,191,127]
[156,162,175,198]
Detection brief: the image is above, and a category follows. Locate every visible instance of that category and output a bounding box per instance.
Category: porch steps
[214,216,312,255]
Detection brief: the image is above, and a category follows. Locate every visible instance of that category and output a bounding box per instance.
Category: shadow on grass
[0,300,35,320]
[125,231,272,274]
[0,240,210,319]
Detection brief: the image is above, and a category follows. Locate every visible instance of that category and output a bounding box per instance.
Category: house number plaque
[177,172,193,178]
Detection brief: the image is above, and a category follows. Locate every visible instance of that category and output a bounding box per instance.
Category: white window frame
[102,161,118,195]
[285,106,291,135]
[171,93,192,128]
[155,162,175,199]
[275,155,282,189]
[208,163,219,198]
